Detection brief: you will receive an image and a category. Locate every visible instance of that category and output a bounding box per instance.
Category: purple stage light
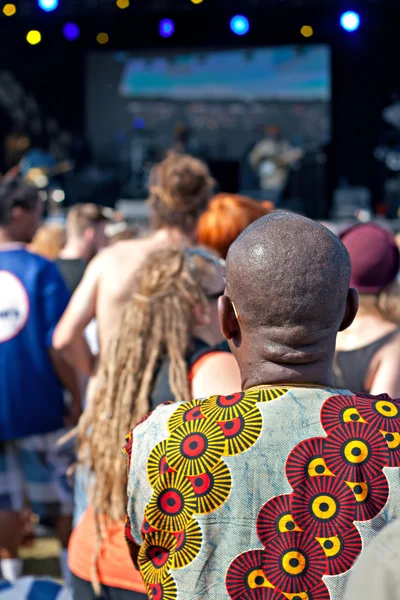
[133,117,145,129]
[159,18,175,38]
[63,22,80,41]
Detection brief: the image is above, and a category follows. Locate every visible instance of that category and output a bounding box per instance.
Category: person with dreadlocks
[67,245,241,600]
[53,152,214,377]
[53,153,215,587]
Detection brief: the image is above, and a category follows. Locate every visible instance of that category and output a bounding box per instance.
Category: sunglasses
[185,248,225,301]
[185,247,226,268]
[206,289,225,301]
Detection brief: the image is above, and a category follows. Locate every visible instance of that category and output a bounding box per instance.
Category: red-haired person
[197,193,274,259]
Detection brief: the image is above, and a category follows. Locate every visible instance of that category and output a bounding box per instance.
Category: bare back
[96,235,172,351]
[53,228,193,380]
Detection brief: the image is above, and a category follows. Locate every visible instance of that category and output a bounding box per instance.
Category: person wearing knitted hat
[335,222,400,397]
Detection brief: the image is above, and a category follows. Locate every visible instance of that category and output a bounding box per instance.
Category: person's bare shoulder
[95,236,155,272]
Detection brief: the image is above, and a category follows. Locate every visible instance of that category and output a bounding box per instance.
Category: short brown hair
[149,152,214,231]
[0,179,39,226]
[66,203,110,238]
[197,193,274,259]
[29,224,66,260]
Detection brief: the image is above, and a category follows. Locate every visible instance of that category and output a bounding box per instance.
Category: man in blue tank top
[0,180,81,583]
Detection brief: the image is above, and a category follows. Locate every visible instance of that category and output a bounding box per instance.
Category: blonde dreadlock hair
[77,246,215,590]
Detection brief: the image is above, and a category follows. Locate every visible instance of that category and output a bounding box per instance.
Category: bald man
[125,213,400,600]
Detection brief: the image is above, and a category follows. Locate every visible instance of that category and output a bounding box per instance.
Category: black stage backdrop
[0,4,397,215]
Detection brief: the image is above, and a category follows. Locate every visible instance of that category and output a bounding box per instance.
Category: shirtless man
[53,153,214,377]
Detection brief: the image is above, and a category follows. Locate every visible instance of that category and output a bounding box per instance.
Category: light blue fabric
[0,577,71,599]
[73,463,92,527]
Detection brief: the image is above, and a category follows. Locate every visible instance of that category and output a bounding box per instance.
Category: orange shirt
[68,506,146,594]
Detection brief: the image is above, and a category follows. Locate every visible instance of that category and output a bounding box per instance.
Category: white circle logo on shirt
[0,271,30,343]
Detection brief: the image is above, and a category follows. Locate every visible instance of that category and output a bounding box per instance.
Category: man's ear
[83,227,95,242]
[11,206,24,220]
[218,295,240,340]
[339,288,359,332]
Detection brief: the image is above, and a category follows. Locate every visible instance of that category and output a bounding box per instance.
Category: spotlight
[116,0,130,8]
[340,11,360,32]
[63,22,80,41]
[27,30,42,45]
[50,189,65,203]
[38,0,58,12]
[133,117,145,130]
[230,15,250,36]
[301,25,314,38]
[191,0,204,4]
[96,32,109,45]
[3,4,16,16]
[159,18,174,38]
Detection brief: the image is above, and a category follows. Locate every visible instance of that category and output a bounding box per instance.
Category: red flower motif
[262,532,326,594]
[324,422,389,482]
[226,549,276,600]
[257,494,302,547]
[356,394,400,433]
[321,394,366,434]
[286,437,334,489]
[291,476,355,537]
[346,472,389,521]
[316,524,362,575]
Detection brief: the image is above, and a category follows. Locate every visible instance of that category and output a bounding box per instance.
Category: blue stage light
[133,117,145,130]
[63,23,80,41]
[38,0,58,11]
[230,15,250,36]
[159,18,175,38]
[340,11,360,32]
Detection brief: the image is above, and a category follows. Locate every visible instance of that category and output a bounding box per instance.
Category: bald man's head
[226,212,351,330]
[219,213,358,388]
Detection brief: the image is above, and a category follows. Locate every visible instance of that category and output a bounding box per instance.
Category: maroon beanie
[340,223,400,294]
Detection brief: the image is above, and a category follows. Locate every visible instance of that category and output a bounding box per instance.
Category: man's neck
[242,361,334,391]
[239,336,336,390]
[58,240,90,261]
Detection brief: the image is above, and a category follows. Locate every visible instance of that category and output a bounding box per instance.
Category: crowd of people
[1,151,400,600]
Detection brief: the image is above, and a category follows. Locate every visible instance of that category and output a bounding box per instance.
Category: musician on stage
[19,135,57,188]
[249,124,303,201]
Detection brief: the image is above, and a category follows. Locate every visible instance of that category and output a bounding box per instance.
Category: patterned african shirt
[125,387,400,600]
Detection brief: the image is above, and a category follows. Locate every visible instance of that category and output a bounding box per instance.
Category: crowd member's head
[64,203,110,260]
[340,223,400,323]
[77,246,224,576]
[197,193,274,259]
[148,152,214,236]
[219,212,358,388]
[105,221,139,245]
[29,223,66,260]
[0,179,42,243]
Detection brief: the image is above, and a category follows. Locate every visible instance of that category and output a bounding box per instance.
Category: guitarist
[249,124,303,200]
[19,136,57,188]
